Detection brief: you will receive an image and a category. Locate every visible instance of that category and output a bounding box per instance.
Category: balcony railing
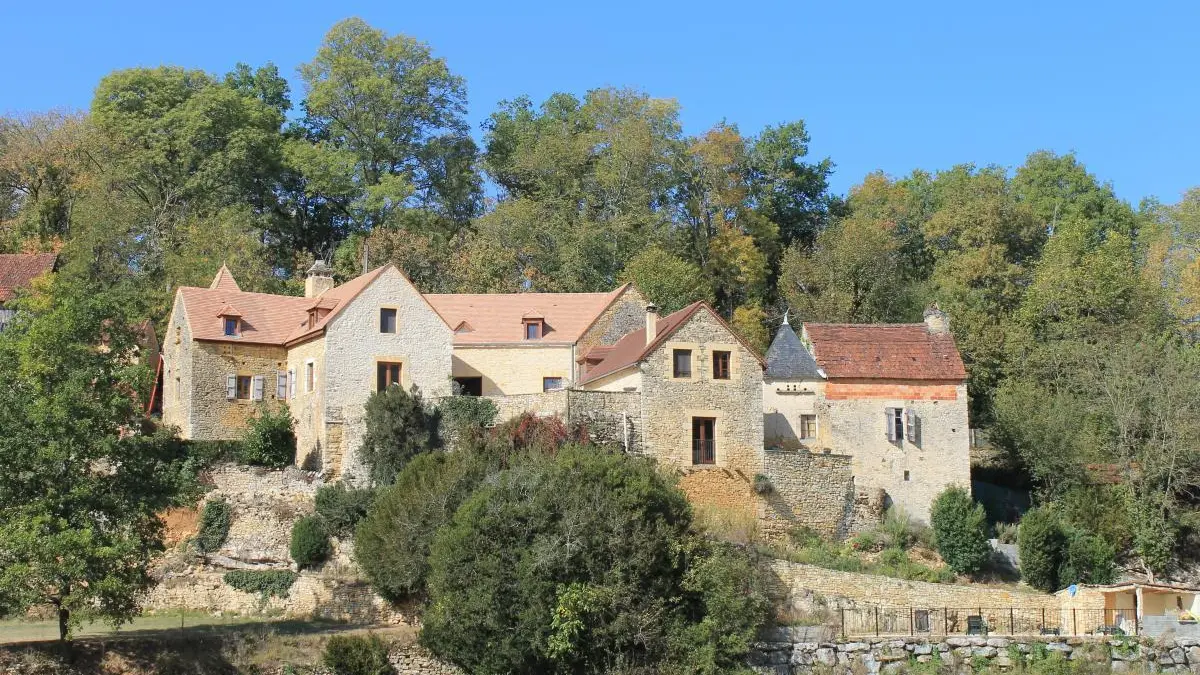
[692,439,715,464]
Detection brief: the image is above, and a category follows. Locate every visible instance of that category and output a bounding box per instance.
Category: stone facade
[566,389,643,453]
[287,336,327,471]
[761,449,860,540]
[574,285,647,378]
[451,345,574,396]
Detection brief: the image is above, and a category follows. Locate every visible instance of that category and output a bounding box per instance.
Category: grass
[764,524,957,584]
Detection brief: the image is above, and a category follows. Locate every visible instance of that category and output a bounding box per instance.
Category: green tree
[620,246,713,313]
[239,404,297,468]
[929,487,991,576]
[746,120,837,251]
[290,515,331,570]
[1017,508,1066,592]
[358,385,441,486]
[0,280,185,639]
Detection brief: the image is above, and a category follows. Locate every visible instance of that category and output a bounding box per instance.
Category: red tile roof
[0,253,56,302]
[802,323,966,381]
[208,265,241,292]
[578,302,764,385]
[426,285,630,345]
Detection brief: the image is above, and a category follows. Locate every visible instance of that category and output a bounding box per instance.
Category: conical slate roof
[765,317,823,380]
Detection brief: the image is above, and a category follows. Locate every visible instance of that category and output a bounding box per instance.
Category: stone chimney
[645,303,659,345]
[305,260,335,298]
[923,303,950,334]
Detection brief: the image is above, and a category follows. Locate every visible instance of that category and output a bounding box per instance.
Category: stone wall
[199,464,321,563]
[763,378,823,445]
[767,560,1059,618]
[485,389,570,422]
[187,341,289,441]
[162,294,193,435]
[678,466,759,522]
[820,381,971,523]
[761,449,857,540]
[322,267,454,484]
[574,285,647,380]
[750,635,1196,674]
[567,389,644,453]
[286,336,326,472]
[452,345,575,396]
[389,644,463,674]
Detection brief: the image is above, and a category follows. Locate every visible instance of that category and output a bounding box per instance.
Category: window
[305,361,315,393]
[453,376,482,396]
[673,349,692,378]
[524,321,541,340]
[377,362,402,392]
[712,350,731,380]
[904,470,911,482]
[276,371,288,400]
[692,417,715,465]
[236,375,252,400]
[885,407,904,442]
[799,414,817,440]
[380,308,397,333]
[223,317,239,336]
[543,377,564,392]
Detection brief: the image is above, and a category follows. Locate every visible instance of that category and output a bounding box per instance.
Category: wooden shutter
[252,375,265,401]
[226,374,237,400]
[904,409,917,442]
[276,371,288,399]
[885,407,897,441]
[288,369,295,399]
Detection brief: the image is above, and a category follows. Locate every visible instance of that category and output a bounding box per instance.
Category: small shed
[1057,582,1200,637]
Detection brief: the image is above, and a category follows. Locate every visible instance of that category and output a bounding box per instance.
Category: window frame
[376,361,403,392]
[523,320,542,340]
[672,349,693,379]
[223,316,239,337]
[542,376,565,392]
[691,416,716,465]
[305,360,315,393]
[235,375,253,400]
[799,414,818,441]
[379,307,397,334]
[712,350,731,380]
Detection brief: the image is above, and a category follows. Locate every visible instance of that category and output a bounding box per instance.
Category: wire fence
[837,607,1138,639]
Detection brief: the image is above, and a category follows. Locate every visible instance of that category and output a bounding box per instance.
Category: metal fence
[837,607,1138,638]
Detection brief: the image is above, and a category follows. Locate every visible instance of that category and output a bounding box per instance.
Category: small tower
[305,260,335,298]
[923,303,950,334]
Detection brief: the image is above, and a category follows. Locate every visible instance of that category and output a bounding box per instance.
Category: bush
[290,515,331,569]
[315,483,376,538]
[1060,528,1116,586]
[359,385,440,486]
[223,570,298,599]
[930,486,991,576]
[323,634,395,675]
[195,498,232,553]
[355,450,492,601]
[752,473,774,495]
[420,446,768,674]
[238,405,296,468]
[1018,507,1067,592]
[995,522,1020,544]
[438,395,497,440]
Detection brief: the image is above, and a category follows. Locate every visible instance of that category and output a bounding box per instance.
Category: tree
[929,487,991,576]
[239,404,297,468]
[746,120,837,251]
[290,515,331,570]
[0,280,185,639]
[358,385,441,486]
[620,246,713,314]
[420,446,768,674]
[1017,507,1066,592]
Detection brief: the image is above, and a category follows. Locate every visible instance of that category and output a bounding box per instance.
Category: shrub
[438,395,497,440]
[849,530,882,553]
[223,570,298,599]
[322,634,395,675]
[1018,507,1066,592]
[315,483,376,538]
[930,486,991,576]
[359,385,440,486]
[1059,528,1116,586]
[238,405,296,468]
[420,446,768,674]
[195,498,232,553]
[487,412,578,457]
[355,449,492,601]
[752,473,774,495]
[290,515,331,569]
[995,522,1020,544]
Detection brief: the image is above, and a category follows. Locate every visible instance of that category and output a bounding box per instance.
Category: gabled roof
[209,264,241,292]
[0,253,57,302]
[578,302,764,385]
[802,323,966,381]
[765,318,823,380]
[426,285,630,345]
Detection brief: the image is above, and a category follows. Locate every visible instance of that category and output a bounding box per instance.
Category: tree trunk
[58,605,69,641]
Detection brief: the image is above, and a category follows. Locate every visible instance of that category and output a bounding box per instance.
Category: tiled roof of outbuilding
[0,253,56,302]
[802,323,966,381]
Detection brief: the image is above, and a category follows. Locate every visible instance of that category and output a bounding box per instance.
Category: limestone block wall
[485,390,569,422]
[286,336,326,471]
[162,295,193,435]
[640,310,765,475]
[187,341,289,441]
[763,378,823,446]
[820,381,970,523]
[322,268,453,484]
[452,345,575,396]
[761,449,856,540]
[678,467,759,522]
[574,285,646,379]
[200,464,321,563]
[567,389,644,452]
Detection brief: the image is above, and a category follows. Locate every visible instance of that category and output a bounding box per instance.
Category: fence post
[841,608,846,639]
[910,607,914,636]
[875,606,880,637]
[1072,608,1077,636]
[1010,607,1015,636]
[1041,608,1045,633]
[944,607,948,635]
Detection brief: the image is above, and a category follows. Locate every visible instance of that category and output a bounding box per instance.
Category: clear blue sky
[2,0,1197,204]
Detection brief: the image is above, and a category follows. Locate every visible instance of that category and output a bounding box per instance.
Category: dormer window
[224,317,239,336]
[308,311,318,329]
[217,304,242,337]
[525,321,541,340]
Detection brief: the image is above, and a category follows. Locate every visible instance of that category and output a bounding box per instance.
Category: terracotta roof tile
[426,285,628,345]
[802,323,966,381]
[0,253,56,302]
[208,265,241,292]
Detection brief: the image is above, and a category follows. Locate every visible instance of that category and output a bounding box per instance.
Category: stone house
[0,253,56,331]
[575,301,766,517]
[762,306,971,523]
